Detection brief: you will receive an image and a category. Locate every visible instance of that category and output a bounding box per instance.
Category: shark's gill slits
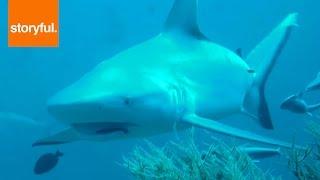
[168,84,179,113]
[167,83,188,116]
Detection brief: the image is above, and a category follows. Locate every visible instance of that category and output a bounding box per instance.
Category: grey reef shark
[33,0,299,149]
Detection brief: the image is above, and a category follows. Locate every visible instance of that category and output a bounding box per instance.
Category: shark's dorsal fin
[164,0,203,38]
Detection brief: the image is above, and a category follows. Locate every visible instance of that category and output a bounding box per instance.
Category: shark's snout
[47,100,108,123]
[46,86,126,123]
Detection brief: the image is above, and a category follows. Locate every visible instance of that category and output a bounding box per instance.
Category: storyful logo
[8,0,59,47]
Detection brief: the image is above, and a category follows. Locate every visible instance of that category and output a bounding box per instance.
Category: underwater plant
[122,130,277,180]
[287,121,320,180]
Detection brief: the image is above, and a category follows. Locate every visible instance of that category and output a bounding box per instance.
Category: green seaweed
[287,121,320,180]
[122,129,277,180]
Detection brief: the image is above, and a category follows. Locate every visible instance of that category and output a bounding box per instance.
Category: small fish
[280,94,308,114]
[34,150,63,175]
[280,94,320,117]
[240,146,281,159]
[305,72,320,92]
[200,146,281,161]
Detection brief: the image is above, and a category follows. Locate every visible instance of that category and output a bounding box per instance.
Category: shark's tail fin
[243,13,298,129]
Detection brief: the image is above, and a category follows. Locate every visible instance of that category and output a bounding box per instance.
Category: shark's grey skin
[281,94,320,117]
[33,0,299,148]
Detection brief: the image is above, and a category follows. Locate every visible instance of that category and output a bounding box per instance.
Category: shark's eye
[123,97,132,106]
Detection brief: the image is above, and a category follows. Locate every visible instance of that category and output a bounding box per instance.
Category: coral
[122,129,276,180]
[287,121,320,180]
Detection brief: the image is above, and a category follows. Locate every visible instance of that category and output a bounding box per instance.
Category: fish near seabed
[201,145,281,161]
[304,72,320,93]
[33,0,299,148]
[34,151,63,175]
[280,94,309,114]
[281,94,320,118]
[240,146,281,160]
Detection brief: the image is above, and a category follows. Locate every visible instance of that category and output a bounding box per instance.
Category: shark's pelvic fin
[32,128,80,147]
[243,13,298,129]
[164,0,203,38]
[182,114,292,148]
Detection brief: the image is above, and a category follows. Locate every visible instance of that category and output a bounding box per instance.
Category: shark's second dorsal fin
[164,0,202,38]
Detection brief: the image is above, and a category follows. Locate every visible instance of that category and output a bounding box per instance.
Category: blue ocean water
[0,0,319,179]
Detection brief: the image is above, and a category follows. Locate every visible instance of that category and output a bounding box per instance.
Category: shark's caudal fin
[243,13,298,129]
[164,0,204,38]
[182,114,293,148]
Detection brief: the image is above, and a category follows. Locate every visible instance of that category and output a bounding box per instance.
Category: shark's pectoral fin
[182,114,292,148]
[33,128,80,147]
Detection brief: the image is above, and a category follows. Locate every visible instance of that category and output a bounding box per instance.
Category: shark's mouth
[71,122,138,135]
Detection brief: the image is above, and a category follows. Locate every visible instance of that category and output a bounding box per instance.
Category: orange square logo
[8,0,59,47]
